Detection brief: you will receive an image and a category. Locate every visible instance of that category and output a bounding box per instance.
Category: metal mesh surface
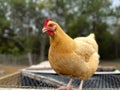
[21,71,120,88]
[0,70,120,89]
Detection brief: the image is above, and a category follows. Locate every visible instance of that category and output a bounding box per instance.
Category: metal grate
[0,68,120,89]
[83,74,120,88]
[21,71,120,88]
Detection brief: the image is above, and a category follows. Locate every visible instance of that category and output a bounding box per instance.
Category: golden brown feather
[42,19,99,90]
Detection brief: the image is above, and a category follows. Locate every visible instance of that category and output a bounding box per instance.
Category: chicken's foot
[57,78,73,90]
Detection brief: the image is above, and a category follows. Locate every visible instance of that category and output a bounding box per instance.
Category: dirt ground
[100,60,120,70]
[0,64,26,77]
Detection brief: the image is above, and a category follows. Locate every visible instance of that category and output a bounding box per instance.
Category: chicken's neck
[49,26,76,53]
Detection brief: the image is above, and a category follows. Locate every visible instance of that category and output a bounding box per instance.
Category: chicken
[42,18,99,90]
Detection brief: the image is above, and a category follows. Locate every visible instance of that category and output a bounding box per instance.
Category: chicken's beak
[42,28,47,33]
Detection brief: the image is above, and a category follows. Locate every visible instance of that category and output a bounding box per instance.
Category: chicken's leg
[78,80,84,90]
[57,78,73,90]
[66,78,73,89]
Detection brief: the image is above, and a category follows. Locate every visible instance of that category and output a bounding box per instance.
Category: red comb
[44,18,50,27]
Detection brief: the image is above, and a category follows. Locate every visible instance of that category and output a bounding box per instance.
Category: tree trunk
[27,52,32,66]
[115,42,119,59]
[40,35,46,62]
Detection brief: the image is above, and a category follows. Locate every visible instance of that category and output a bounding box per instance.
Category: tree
[0,0,51,62]
[0,0,14,54]
[113,6,120,59]
[0,0,119,61]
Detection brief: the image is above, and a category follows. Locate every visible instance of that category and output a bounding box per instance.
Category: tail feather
[88,33,95,38]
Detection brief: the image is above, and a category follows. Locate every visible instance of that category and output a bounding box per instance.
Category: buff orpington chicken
[42,18,99,90]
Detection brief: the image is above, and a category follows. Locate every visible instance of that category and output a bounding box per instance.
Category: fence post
[27,52,33,66]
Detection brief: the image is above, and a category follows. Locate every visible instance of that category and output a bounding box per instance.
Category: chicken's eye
[48,24,54,27]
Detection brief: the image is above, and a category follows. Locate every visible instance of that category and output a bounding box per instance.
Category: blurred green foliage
[0,0,120,60]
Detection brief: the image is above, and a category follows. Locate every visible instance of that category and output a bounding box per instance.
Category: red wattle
[46,30,54,36]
